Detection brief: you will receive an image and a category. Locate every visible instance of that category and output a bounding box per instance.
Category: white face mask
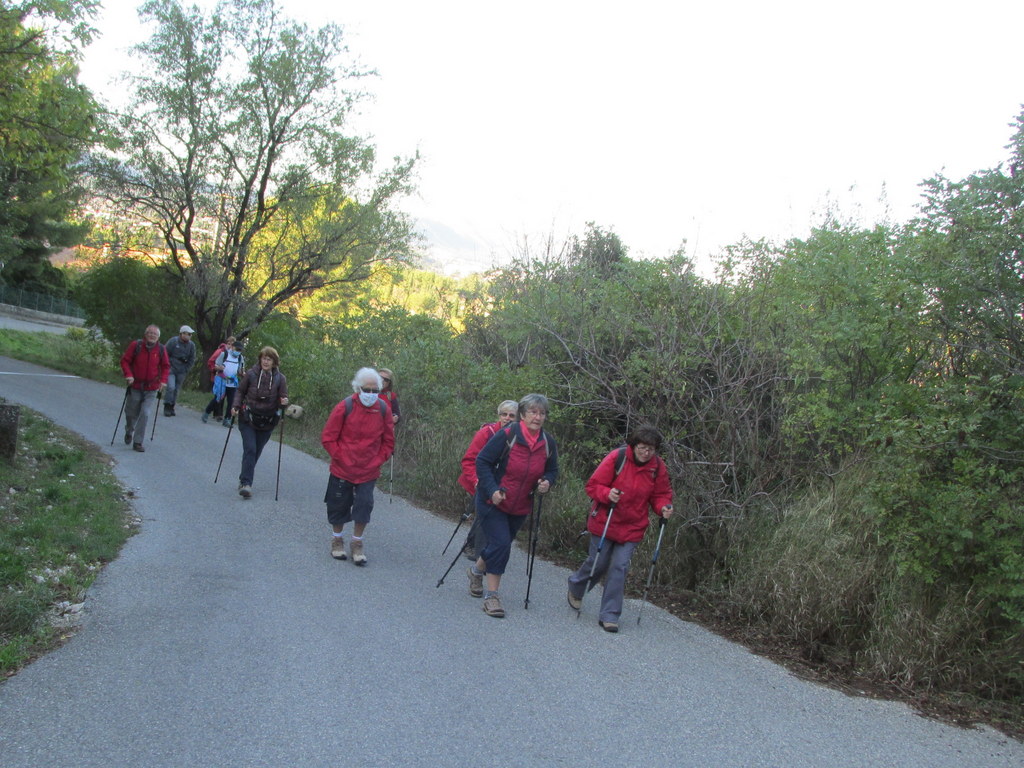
[358,391,379,407]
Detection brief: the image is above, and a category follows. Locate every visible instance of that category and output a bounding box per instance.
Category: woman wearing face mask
[321,367,395,566]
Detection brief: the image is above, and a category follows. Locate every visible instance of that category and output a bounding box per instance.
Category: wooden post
[0,404,19,462]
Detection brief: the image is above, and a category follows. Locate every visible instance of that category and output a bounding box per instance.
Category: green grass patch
[0,401,136,676]
[0,327,121,384]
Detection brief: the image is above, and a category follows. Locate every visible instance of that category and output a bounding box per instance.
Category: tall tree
[0,0,99,295]
[88,0,417,359]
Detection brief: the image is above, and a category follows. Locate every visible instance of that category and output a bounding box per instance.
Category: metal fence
[0,285,86,319]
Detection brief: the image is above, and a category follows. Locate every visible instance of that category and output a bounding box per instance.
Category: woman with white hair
[457,400,519,566]
[321,367,395,565]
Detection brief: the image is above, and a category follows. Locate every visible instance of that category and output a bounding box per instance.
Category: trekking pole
[388,455,394,503]
[524,492,545,610]
[150,390,163,441]
[274,409,284,502]
[637,516,668,626]
[214,415,235,483]
[435,537,469,588]
[576,502,616,619]
[442,500,472,555]
[109,385,130,446]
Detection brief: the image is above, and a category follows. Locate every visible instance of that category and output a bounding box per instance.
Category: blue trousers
[477,504,528,575]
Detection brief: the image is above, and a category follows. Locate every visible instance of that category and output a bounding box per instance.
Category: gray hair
[518,393,549,417]
[497,400,518,416]
[351,367,383,392]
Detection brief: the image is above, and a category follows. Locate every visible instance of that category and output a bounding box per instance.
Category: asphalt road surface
[0,355,1021,767]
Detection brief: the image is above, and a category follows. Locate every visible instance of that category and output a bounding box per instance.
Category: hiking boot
[350,538,367,566]
[482,595,505,618]
[567,589,582,611]
[132,443,145,453]
[238,484,252,499]
[163,403,173,417]
[124,432,133,445]
[222,418,232,427]
[201,413,209,423]
[331,536,347,560]
[467,567,484,598]
[599,620,619,633]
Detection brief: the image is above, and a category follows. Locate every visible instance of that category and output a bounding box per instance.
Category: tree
[0,0,100,295]
[87,0,417,363]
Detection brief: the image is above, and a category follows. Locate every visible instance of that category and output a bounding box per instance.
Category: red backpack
[207,344,228,380]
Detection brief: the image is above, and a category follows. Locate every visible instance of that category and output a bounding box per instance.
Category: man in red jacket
[321,367,395,565]
[119,325,170,452]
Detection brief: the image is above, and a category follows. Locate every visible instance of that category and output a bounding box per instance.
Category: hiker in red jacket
[321,367,395,566]
[457,400,519,560]
[567,425,674,633]
[119,324,170,452]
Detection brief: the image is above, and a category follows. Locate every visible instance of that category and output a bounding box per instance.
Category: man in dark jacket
[119,325,169,452]
[163,325,196,417]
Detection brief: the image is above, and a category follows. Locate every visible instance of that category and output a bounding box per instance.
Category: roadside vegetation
[0,402,136,675]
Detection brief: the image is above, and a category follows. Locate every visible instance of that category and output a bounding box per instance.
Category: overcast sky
[78,0,1024,275]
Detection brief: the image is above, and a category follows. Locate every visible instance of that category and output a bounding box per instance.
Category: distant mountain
[412,218,503,276]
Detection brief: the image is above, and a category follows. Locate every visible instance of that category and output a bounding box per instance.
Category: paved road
[0,355,1021,767]
[0,305,81,333]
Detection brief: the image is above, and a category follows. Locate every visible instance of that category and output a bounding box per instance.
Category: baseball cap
[180,325,195,334]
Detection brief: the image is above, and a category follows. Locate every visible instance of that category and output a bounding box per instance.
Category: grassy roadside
[0,400,137,676]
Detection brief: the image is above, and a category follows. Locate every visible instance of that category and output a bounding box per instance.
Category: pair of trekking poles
[109,385,163,446]
[575,503,669,626]
[213,409,286,501]
[434,489,546,610]
[437,489,669,623]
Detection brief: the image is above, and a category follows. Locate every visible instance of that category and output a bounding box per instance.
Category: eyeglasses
[360,387,380,393]
[381,377,391,383]
[499,412,517,418]
[524,409,547,417]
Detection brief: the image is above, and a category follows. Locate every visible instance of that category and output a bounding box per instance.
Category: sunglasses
[381,377,391,383]
[360,387,380,393]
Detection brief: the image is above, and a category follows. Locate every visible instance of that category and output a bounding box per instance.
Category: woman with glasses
[457,400,519,567]
[567,425,673,633]
[471,394,559,618]
[321,367,395,565]
[377,368,401,424]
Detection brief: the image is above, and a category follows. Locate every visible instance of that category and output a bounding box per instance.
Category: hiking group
[115,325,672,631]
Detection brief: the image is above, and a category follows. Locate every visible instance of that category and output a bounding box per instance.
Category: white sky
[78,0,1024,275]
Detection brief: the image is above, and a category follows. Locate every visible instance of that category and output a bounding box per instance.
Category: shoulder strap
[343,395,387,422]
[614,446,628,477]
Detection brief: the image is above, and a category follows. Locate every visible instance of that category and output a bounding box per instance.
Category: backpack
[130,338,165,364]
[494,422,551,466]
[343,394,388,421]
[128,339,166,388]
[611,445,661,481]
[206,345,225,372]
[589,446,661,517]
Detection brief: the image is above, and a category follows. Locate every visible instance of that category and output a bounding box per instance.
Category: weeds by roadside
[0,401,136,676]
